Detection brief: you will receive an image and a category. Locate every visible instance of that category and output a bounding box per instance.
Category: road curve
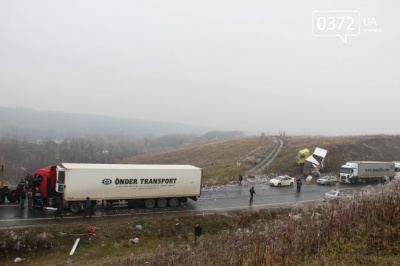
[243,137,283,176]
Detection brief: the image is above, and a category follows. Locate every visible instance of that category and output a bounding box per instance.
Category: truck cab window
[58,171,65,184]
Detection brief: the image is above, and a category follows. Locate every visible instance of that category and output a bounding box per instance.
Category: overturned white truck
[303,147,328,177]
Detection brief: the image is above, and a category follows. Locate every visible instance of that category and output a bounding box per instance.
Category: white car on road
[269,176,295,187]
[324,189,351,201]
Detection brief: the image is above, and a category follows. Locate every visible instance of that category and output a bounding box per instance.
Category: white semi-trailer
[339,161,395,184]
[33,163,202,213]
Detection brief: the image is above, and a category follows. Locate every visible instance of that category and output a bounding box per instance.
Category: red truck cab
[32,165,58,206]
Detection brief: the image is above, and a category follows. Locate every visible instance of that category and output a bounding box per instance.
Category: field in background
[122,136,275,185]
[123,135,400,184]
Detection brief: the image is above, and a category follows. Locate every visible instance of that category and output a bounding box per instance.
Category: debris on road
[69,238,80,255]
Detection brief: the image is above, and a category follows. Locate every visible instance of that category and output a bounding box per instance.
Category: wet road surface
[0,182,377,228]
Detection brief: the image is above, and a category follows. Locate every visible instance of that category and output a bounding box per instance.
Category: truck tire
[69,202,82,213]
[144,199,155,209]
[168,198,180,207]
[290,182,293,186]
[180,197,188,203]
[7,190,18,203]
[157,198,168,208]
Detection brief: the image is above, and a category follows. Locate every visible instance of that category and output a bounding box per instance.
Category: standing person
[296,177,303,192]
[194,223,203,246]
[249,186,256,204]
[27,189,33,210]
[239,174,243,186]
[83,197,92,218]
[54,196,64,220]
[20,189,26,209]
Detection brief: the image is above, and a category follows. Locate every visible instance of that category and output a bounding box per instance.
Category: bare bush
[0,230,52,257]
[104,181,400,265]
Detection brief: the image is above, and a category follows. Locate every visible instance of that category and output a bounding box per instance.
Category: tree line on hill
[0,131,244,186]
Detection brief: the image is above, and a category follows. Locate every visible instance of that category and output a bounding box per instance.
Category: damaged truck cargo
[302,147,328,177]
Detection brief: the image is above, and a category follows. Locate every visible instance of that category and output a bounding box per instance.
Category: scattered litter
[58,232,68,237]
[70,238,80,255]
[67,226,96,237]
[88,226,95,234]
[176,223,179,226]
[201,175,271,192]
[37,232,48,239]
[129,237,139,246]
[136,224,143,230]
[14,257,24,263]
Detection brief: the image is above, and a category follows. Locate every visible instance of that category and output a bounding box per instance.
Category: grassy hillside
[2,135,400,265]
[122,136,275,185]
[123,135,400,184]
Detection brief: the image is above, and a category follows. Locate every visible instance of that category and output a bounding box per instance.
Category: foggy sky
[1,1,399,136]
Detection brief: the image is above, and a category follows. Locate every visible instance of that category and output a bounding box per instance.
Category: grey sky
[1,1,399,135]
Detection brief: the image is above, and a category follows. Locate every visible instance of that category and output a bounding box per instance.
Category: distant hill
[0,107,212,141]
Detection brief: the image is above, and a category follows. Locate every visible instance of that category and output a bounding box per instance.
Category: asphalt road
[0,182,376,229]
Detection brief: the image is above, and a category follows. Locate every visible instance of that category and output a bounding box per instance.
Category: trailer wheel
[69,202,82,213]
[157,198,168,208]
[144,199,155,209]
[168,198,180,208]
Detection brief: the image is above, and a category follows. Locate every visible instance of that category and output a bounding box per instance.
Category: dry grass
[3,135,400,265]
[122,136,275,185]
[101,181,400,266]
[2,181,400,265]
[123,135,400,182]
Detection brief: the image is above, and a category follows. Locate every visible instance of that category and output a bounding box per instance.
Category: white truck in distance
[52,163,202,213]
[339,161,395,184]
